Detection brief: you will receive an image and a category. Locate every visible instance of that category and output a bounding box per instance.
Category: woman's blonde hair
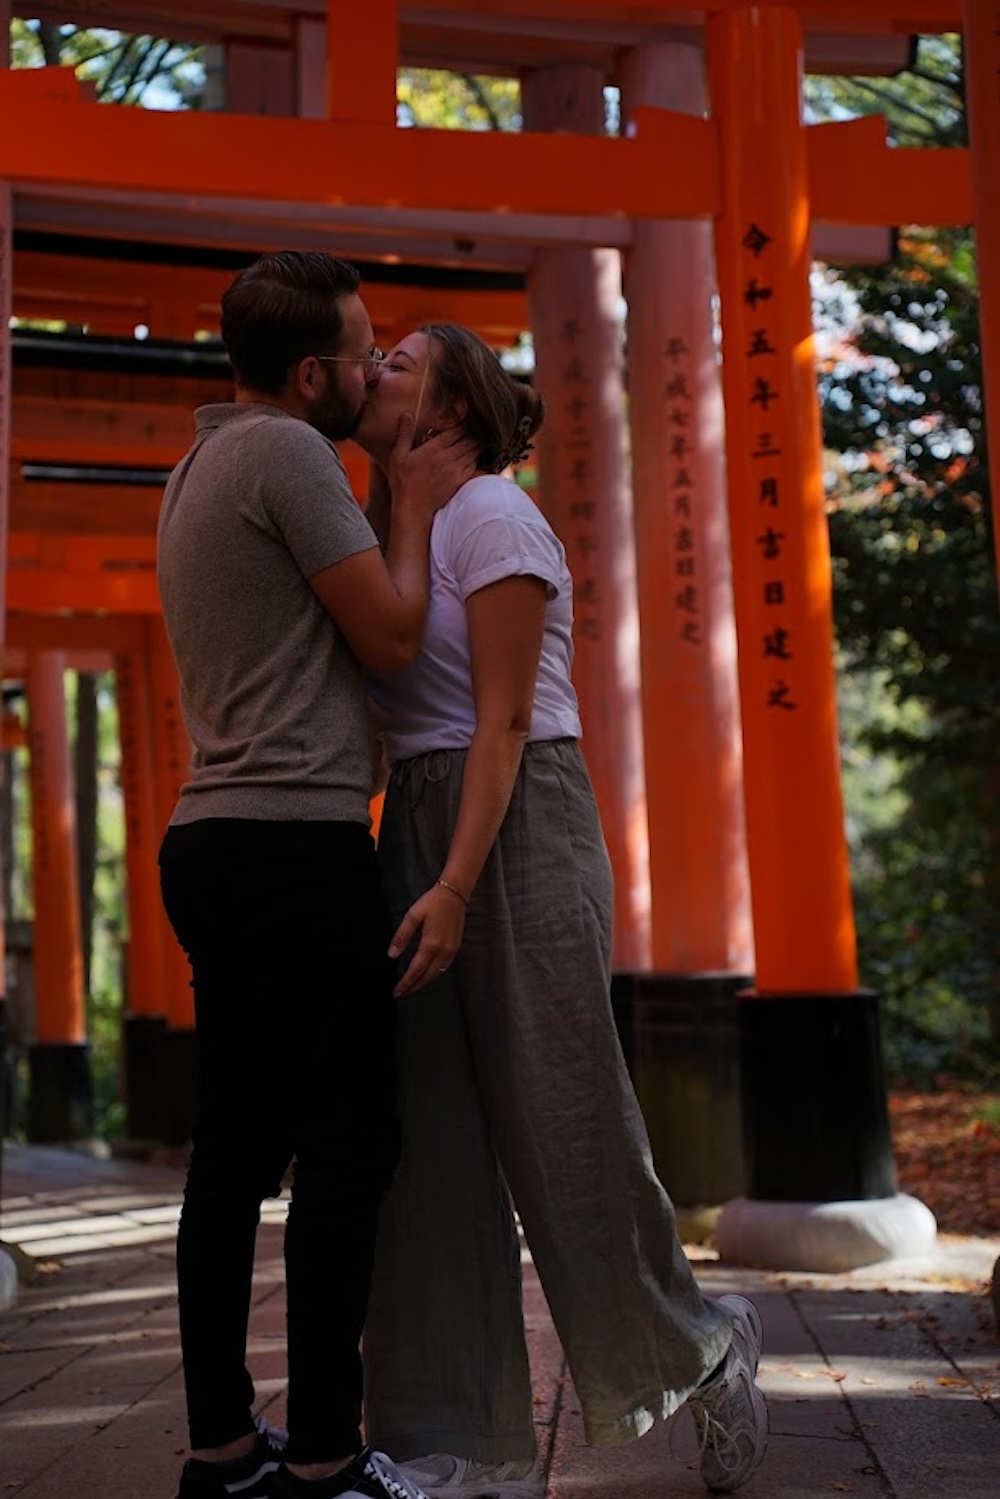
[421,323,544,473]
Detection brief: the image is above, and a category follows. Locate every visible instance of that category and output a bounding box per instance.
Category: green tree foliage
[397,70,620,135]
[397,69,520,130]
[10,18,204,106]
[9,25,522,123]
[806,33,965,146]
[807,38,999,1081]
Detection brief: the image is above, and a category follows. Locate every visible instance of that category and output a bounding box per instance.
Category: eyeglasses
[315,347,385,375]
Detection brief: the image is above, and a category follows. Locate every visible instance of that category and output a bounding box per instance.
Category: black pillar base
[27,1042,94,1143]
[740,988,897,1202]
[631,972,751,1208]
[159,1027,198,1147]
[121,1014,168,1146]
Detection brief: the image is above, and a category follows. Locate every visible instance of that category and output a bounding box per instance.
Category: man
[157,250,470,1499]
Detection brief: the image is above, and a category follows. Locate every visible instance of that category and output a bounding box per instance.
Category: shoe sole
[414,1487,543,1499]
[399,1470,543,1499]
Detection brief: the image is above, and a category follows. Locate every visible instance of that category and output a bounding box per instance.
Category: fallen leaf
[890,1090,1000,1235]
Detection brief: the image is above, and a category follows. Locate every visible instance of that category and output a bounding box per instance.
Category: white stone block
[0,1247,18,1311]
[716,1193,937,1272]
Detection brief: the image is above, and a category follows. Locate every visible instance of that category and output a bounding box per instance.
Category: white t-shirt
[370,474,583,765]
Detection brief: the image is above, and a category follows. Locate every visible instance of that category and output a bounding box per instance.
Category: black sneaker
[274,1447,430,1498]
[175,1418,287,1497]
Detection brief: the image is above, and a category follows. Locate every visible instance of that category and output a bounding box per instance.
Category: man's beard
[312,385,365,442]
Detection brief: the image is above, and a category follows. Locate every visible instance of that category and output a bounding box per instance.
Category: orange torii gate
[0,0,995,1268]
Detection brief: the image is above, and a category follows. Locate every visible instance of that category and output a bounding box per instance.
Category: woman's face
[355,331,446,457]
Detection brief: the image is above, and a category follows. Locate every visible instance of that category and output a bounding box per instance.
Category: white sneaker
[396,1454,544,1499]
[255,1415,288,1455]
[685,1295,769,1492]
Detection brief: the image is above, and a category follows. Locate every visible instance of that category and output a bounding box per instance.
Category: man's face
[308,293,379,442]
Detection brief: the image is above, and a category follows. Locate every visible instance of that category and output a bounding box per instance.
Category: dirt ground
[890,1089,1000,1236]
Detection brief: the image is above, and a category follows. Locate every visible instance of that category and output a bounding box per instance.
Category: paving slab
[2,1143,998,1499]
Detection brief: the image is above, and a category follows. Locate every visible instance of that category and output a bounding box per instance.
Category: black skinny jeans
[159,818,400,1464]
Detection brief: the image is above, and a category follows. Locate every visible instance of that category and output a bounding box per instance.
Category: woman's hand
[388,882,467,997]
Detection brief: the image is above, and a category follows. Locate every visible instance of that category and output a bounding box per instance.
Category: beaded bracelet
[437,877,469,907]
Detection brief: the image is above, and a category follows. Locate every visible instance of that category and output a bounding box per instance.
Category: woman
[355,325,768,1497]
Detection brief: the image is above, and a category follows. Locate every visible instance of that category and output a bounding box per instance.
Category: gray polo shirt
[156,402,378,825]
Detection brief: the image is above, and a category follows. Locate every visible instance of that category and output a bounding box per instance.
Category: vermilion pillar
[710,12,856,997]
[25,651,93,1141]
[963,0,1000,577]
[708,6,896,1221]
[146,616,197,1144]
[0,188,9,654]
[522,64,652,973]
[146,616,194,1027]
[0,8,13,1260]
[0,166,11,1170]
[0,0,9,658]
[618,40,754,1207]
[115,633,169,1144]
[621,44,752,979]
[326,0,396,125]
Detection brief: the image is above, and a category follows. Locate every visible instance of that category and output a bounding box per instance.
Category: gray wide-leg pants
[364,740,733,1462]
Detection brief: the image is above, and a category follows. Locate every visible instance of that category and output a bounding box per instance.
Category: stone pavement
[0,1142,997,1499]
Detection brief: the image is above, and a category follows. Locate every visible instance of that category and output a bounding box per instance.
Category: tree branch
[461,73,504,131]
